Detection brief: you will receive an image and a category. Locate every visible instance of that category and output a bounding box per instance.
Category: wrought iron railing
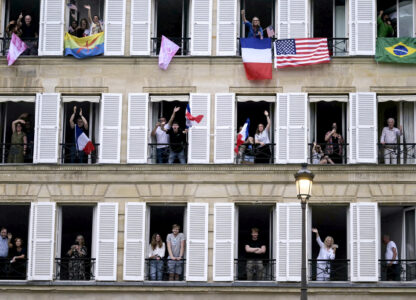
[378,143,416,164]
[234,259,275,281]
[308,142,348,165]
[55,258,95,280]
[0,37,39,56]
[0,258,27,280]
[308,259,349,281]
[59,143,99,164]
[0,143,33,164]
[145,258,186,281]
[327,38,349,56]
[379,259,416,281]
[147,143,188,164]
[235,143,275,164]
[151,37,190,56]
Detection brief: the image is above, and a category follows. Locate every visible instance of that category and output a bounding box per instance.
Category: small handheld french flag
[75,126,95,155]
[186,104,204,128]
[235,118,250,153]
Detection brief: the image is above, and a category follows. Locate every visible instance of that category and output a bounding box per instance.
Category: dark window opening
[0,101,35,164]
[310,205,348,281]
[0,204,30,280]
[5,0,40,34]
[377,0,398,37]
[237,205,274,281]
[67,0,105,37]
[154,0,190,55]
[315,102,345,143]
[240,0,274,37]
[313,0,333,38]
[57,205,94,281]
[378,101,399,139]
[62,101,98,164]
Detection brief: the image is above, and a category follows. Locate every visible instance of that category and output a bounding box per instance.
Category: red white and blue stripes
[240,38,273,80]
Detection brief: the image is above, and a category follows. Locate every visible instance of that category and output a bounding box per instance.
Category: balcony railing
[379,259,416,281]
[235,143,275,164]
[55,258,95,280]
[0,143,34,164]
[378,143,416,164]
[234,259,275,281]
[0,37,39,56]
[308,259,349,281]
[148,143,188,164]
[60,143,99,164]
[145,258,186,281]
[0,258,27,280]
[151,37,190,56]
[308,143,348,165]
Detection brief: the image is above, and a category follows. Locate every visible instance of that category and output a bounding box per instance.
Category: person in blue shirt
[241,10,263,39]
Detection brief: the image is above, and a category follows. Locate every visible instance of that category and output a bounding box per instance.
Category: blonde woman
[148,233,165,281]
[312,228,337,281]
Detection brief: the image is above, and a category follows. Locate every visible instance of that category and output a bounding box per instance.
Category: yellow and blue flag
[64,32,104,59]
[376,37,416,63]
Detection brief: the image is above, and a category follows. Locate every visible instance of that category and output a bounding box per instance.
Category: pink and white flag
[7,33,27,66]
[158,35,180,70]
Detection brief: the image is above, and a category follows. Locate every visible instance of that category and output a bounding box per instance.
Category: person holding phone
[148,233,166,280]
[67,235,88,280]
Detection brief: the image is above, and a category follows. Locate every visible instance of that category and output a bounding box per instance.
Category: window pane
[405,209,416,259]
[399,0,413,37]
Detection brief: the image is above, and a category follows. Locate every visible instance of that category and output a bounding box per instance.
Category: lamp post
[294,163,314,300]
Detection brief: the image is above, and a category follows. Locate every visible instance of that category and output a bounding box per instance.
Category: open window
[148,95,189,164]
[236,97,275,164]
[235,204,274,281]
[152,0,190,55]
[1,0,40,56]
[0,96,35,164]
[55,205,95,281]
[240,0,275,37]
[377,0,414,37]
[146,204,187,281]
[309,95,348,164]
[309,205,349,281]
[66,0,105,38]
[377,95,416,164]
[0,204,30,280]
[312,0,347,56]
[61,96,100,164]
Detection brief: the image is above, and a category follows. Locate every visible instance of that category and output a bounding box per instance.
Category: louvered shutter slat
[355,93,377,163]
[214,93,235,163]
[216,0,236,55]
[213,203,234,281]
[186,203,208,281]
[349,93,357,163]
[104,0,126,55]
[191,0,212,55]
[275,94,288,163]
[127,94,148,163]
[349,0,375,55]
[288,93,307,163]
[130,0,151,55]
[188,94,210,163]
[39,0,64,55]
[99,94,122,163]
[289,0,307,38]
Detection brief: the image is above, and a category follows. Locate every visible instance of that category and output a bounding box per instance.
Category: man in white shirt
[380,118,402,164]
[151,117,171,163]
[383,234,400,281]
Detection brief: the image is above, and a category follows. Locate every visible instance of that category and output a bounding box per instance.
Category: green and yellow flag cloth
[376,37,416,63]
[64,32,104,59]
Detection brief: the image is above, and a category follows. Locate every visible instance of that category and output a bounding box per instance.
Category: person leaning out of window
[241,10,263,39]
[254,110,271,163]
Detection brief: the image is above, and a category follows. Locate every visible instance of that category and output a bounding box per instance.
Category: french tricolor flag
[235,118,250,153]
[75,126,95,155]
[186,104,204,128]
[240,38,272,80]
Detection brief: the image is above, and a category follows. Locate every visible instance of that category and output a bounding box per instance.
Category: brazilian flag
[376,37,416,63]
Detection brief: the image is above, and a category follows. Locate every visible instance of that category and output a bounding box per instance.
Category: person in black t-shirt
[245,227,266,280]
[163,107,187,164]
[17,13,38,55]
[69,106,89,163]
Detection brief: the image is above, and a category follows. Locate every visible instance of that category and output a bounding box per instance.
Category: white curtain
[403,102,415,163]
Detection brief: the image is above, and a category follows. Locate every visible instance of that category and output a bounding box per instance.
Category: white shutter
[350,203,378,282]
[191,0,212,55]
[186,203,208,281]
[104,0,126,55]
[39,0,64,56]
[278,0,307,38]
[34,93,60,164]
[130,0,151,55]
[352,93,377,163]
[188,93,211,163]
[95,203,119,281]
[216,0,236,55]
[276,203,301,282]
[213,203,234,281]
[214,93,235,163]
[275,93,307,163]
[349,93,357,163]
[127,94,148,163]
[99,94,122,163]
[123,202,146,281]
[349,0,375,55]
[27,202,56,280]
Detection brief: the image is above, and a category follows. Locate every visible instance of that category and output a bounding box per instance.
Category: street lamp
[294,163,314,300]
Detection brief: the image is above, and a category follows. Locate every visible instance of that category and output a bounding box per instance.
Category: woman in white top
[148,233,166,280]
[312,228,337,281]
[254,110,271,163]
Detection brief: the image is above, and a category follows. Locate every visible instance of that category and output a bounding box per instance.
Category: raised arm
[166,107,180,129]
[79,108,88,130]
[84,5,93,25]
[11,119,25,133]
[69,106,76,129]
[312,228,324,247]
[241,10,247,23]
[17,12,23,27]
[325,129,334,142]
[264,110,271,131]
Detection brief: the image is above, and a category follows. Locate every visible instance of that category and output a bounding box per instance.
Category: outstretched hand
[84,5,91,10]
[73,105,77,114]
[264,110,269,117]
[79,108,83,116]
[173,106,180,113]
[312,228,318,233]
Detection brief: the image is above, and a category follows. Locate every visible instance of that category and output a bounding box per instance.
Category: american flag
[274,38,330,69]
